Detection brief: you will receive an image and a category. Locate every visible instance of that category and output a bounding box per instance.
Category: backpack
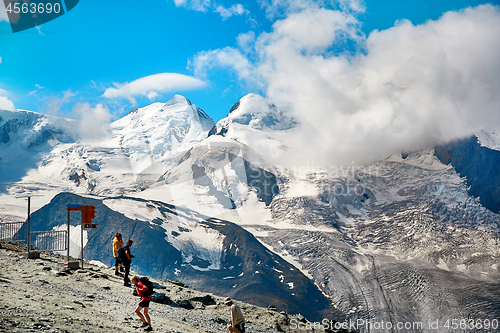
[139,277,154,297]
[117,247,126,261]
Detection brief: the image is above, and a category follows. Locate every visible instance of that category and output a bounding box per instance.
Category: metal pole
[67,210,70,263]
[27,197,31,254]
[81,210,84,269]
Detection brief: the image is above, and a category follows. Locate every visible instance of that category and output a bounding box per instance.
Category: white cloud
[173,0,250,20]
[45,88,76,116]
[237,31,256,54]
[193,4,500,167]
[0,96,14,111]
[192,47,254,80]
[257,0,364,20]
[215,4,249,19]
[173,0,211,12]
[72,103,112,143]
[102,73,207,105]
[0,86,14,111]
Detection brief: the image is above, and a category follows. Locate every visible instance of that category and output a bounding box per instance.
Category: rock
[175,297,193,309]
[151,292,168,303]
[168,279,187,287]
[73,300,86,308]
[152,282,165,289]
[50,270,67,277]
[190,294,216,305]
[268,305,277,311]
[295,314,307,323]
[193,301,205,310]
[213,317,227,325]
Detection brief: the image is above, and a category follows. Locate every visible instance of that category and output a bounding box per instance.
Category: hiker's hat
[224,297,232,304]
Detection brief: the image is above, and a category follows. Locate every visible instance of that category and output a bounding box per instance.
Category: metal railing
[29,230,68,252]
[0,222,27,242]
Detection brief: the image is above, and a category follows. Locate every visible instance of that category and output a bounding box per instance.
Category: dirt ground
[0,242,337,333]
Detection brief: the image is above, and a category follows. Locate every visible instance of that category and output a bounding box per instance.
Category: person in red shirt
[131,275,153,331]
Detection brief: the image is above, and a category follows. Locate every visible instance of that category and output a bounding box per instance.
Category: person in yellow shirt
[112,233,124,275]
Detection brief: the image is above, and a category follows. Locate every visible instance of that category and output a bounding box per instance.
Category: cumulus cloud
[45,88,76,116]
[215,4,249,19]
[174,0,211,12]
[0,96,15,111]
[193,4,500,167]
[257,0,364,19]
[102,73,207,105]
[173,0,250,19]
[237,31,256,53]
[0,87,15,111]
[72,103,112,143]
[192,47,254,80]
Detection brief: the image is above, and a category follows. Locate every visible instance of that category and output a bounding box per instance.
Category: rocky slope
[26,192,333,322]
[0,241,350,333]
[435,133,500,213]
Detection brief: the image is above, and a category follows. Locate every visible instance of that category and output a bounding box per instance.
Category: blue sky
[0,0,497,122]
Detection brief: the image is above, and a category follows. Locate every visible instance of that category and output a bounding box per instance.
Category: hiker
[131,275,153,331]
[122,240,134,286]
[112,233,124,276]
[225,297,245,333]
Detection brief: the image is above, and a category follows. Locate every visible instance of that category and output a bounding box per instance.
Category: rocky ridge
[0,242,352,333]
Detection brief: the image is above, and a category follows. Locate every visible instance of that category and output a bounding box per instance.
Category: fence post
[27,197,31,254]
[80,200,83,270]
[67,209,70,264]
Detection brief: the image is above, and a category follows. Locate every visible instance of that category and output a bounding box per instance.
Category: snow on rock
[208,94,296,164]
[103,197,225,271]
[111,94,214,177]
[477,129,500,151]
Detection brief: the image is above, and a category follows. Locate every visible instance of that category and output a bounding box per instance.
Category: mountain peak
[165,94,192,107]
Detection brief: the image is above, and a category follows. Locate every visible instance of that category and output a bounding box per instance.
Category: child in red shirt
[131,276,153,331]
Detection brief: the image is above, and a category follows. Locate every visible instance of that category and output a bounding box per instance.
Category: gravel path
[0,242,331,333]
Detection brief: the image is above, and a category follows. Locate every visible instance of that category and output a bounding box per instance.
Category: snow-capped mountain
[0,95,215,219]
[208,94,296,164]
[2,94,500,330]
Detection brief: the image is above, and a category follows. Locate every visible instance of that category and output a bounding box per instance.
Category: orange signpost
[82,205,96,226]
[65,204,96,269]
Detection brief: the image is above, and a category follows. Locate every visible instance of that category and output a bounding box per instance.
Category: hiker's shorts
[235,322,245,333]
[139,300,151,308]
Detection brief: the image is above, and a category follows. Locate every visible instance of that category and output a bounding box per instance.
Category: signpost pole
[67,209,70,264]
[65,205,83,269]
[81,208,84,269]
[27,197,31,255]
